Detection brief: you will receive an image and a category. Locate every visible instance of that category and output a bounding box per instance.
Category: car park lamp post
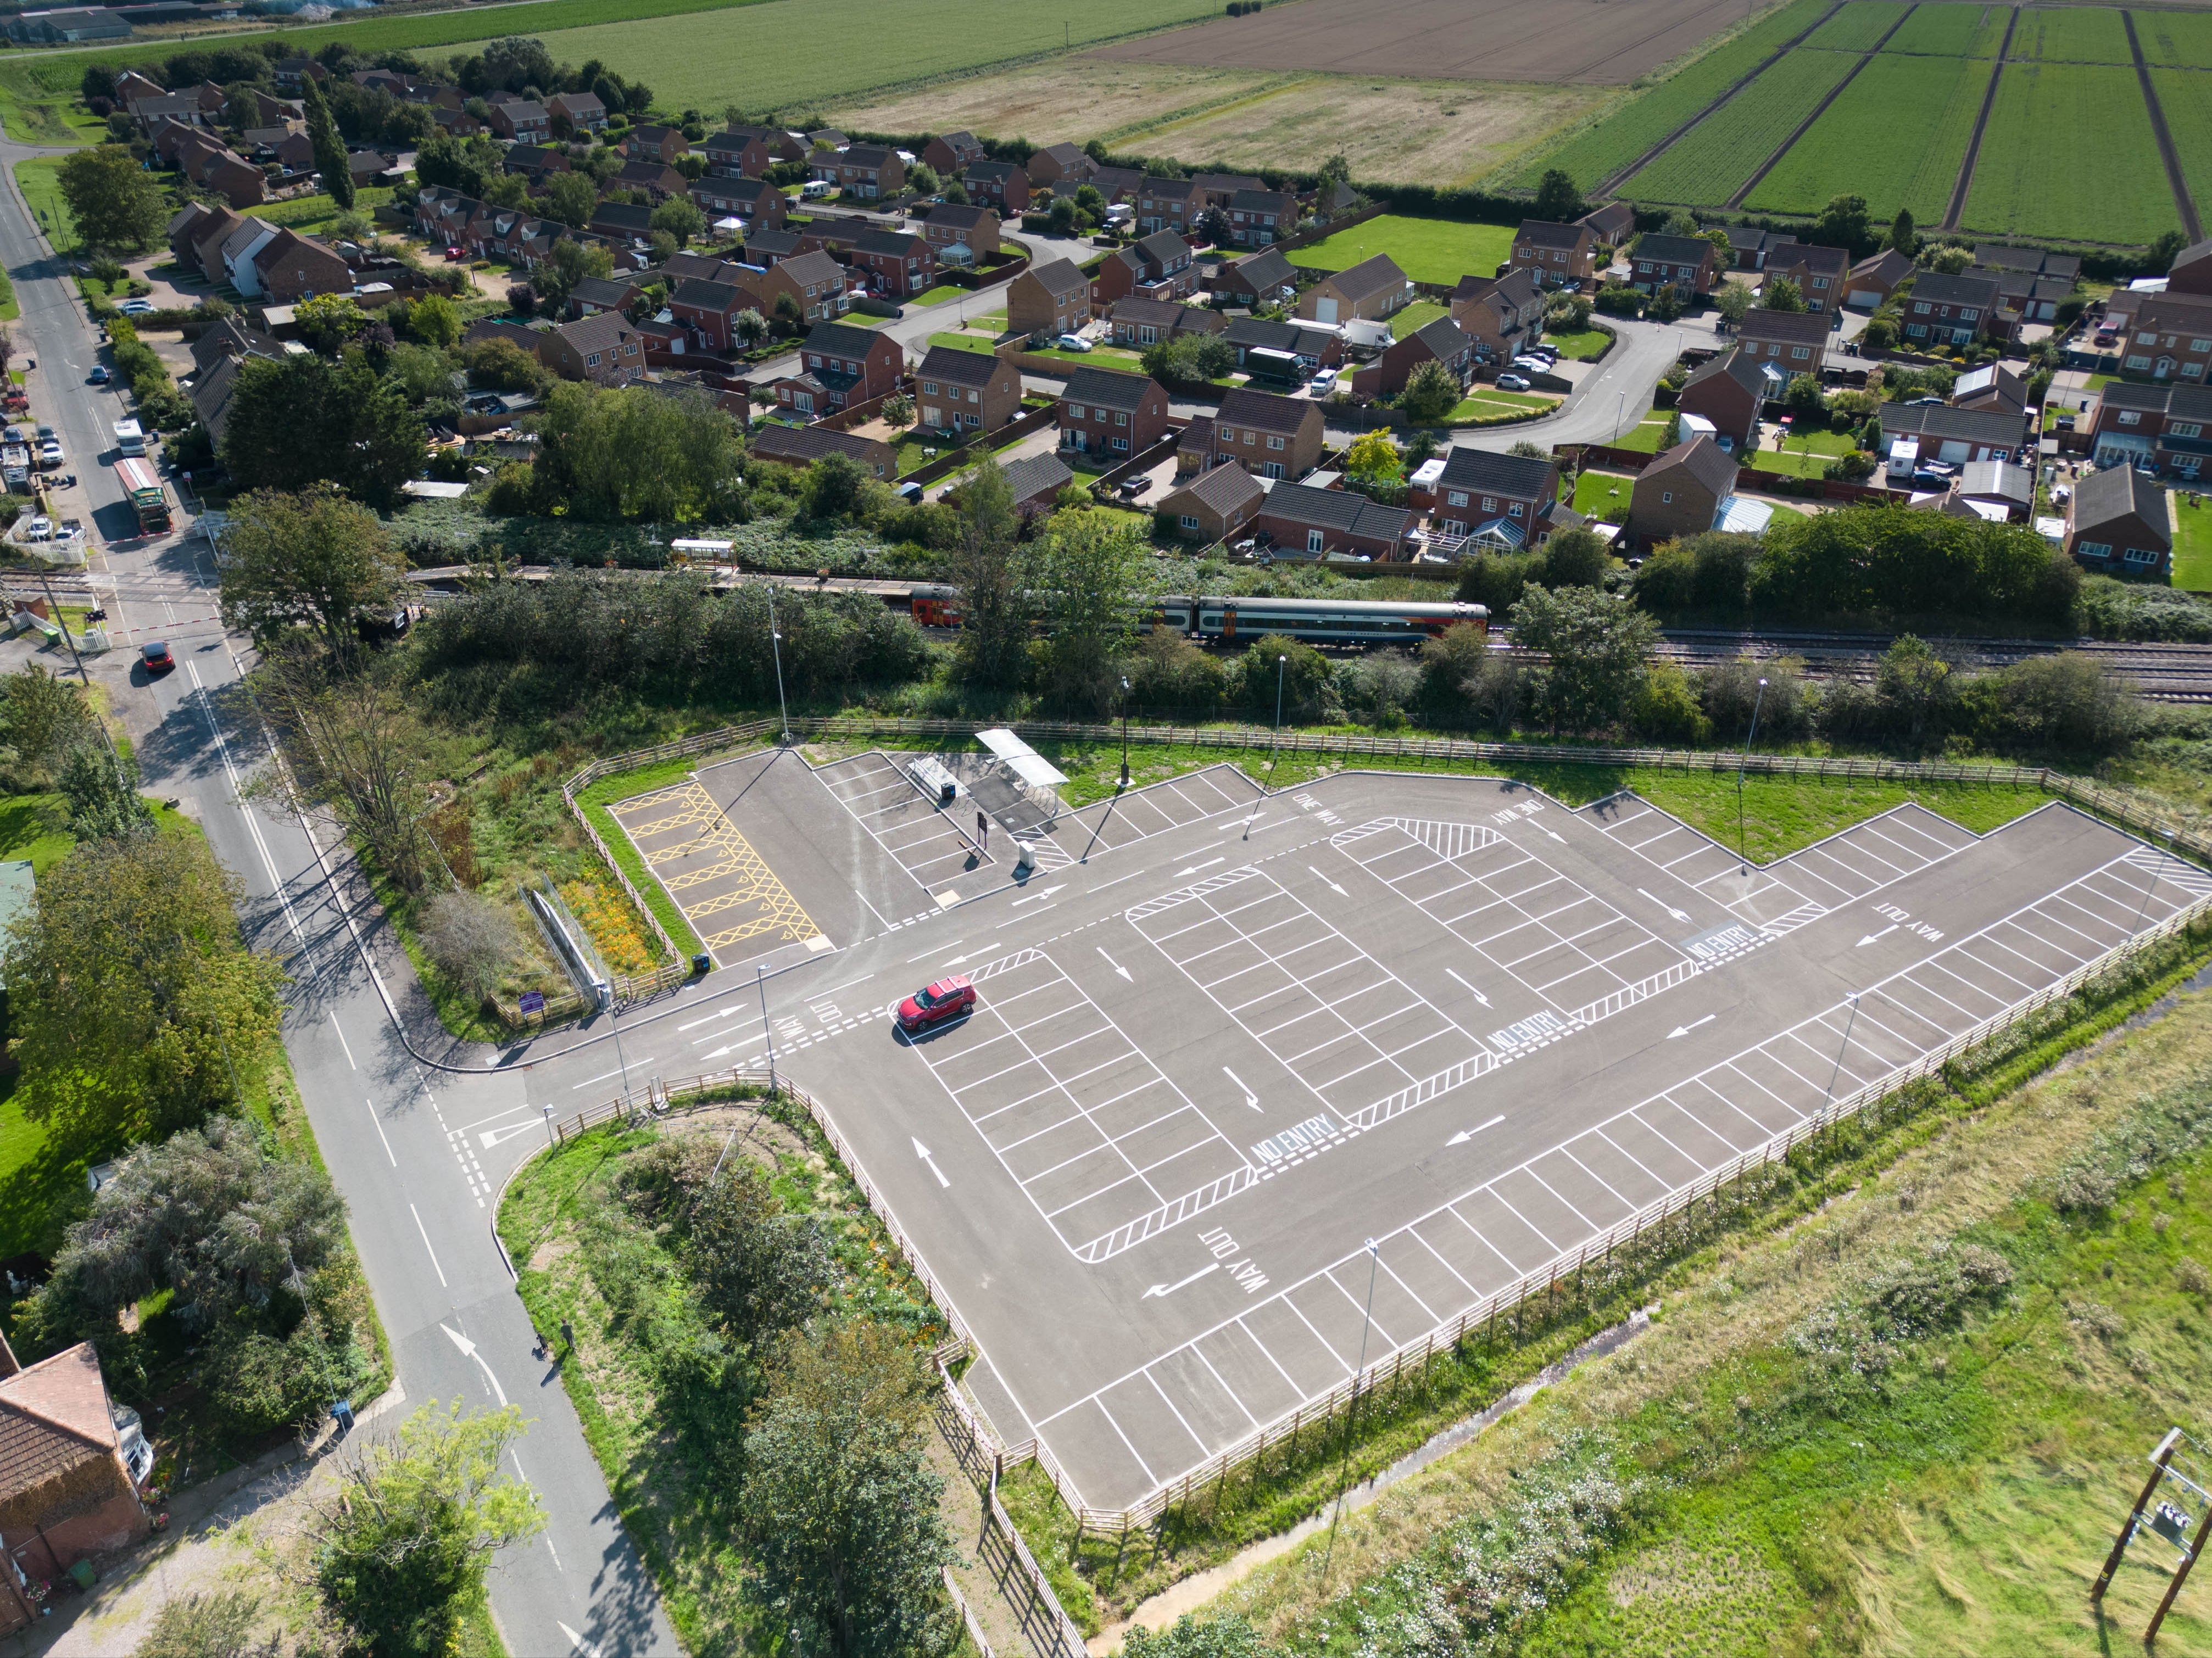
[757,963,777,1097]
[1271,653,1287,769]
[1321,1237,1381,1587]
[2130,828,2178,937]
[1736,677,1767,872]
[1821,991,1860,1124]
[1119,676,1132,788]
[766,583,790,744]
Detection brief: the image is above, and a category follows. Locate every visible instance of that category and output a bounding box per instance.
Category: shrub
[418,890,525,1001]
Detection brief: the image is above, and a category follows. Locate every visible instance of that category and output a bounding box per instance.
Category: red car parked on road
[897,975,975,1034]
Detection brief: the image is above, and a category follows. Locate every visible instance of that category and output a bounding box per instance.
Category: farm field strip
[1743,50,1993,220]
[2149,66,2212,222]
[1799,0,1909,51]
[1505,0,1835,190]
[1961,60,2175,243]
[1621,47,1863,206]
[2135,7,2212,68]
[1884,0,2008,56]
[2011,3,2132,62]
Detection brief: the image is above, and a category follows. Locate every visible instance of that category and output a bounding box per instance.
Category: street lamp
[757,963,778,1097]
[1736,676,1767,872]
[1118,675,1132,788]
[1271,652,1288,770]
[765,583,790,744]
[1821,991,1861,1124]
[1321,1237,1381,1586]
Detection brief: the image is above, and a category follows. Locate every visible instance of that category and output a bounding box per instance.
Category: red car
[141,641,174,675]
[897,975,974,1033]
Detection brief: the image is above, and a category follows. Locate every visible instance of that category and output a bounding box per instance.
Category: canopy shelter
[670,538,734,566]
[976,727,1067,825]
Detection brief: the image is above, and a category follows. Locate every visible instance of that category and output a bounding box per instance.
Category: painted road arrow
[1668,1013,1717,1039]
[1447,967,1490,1007]
[1858,924,1898,947]
[1222,1066,1260,1110]
[1143,1263,1218,1299]
[1447,1114,1506,1146]
[1097,947,1132,981]
[1013,885,1065,906]
[912,1137,950,1188]
[1638,886,1692,924]
[559,1623,603,1658]
[1308,865,1349,896]
[441,1323,508,1408]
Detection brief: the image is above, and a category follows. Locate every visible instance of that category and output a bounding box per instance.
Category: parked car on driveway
[1308,368,1337,395]
[25,516,51,540]
[1496,373,1531,391]
[1054,334,1092,351]
[116,299,155,317]
[896,975,975,1034]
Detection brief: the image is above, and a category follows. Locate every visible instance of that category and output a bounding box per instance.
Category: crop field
[2012,2,2132,62]
[1884,1,2008,56]
[1281,213,1515,284]
[1619,47,1860,205]
[2150,65,2212,219]
[1799,0,1907,53]
[2136,7,2212,66]
[1743,51,1993,219]
[1503,0,1831,189]
[1962,60,2176,244]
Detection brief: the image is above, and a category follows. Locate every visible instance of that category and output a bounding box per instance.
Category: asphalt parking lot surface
[629,753,2210,1512]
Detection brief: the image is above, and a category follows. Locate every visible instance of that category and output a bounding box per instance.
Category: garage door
[1847,287,1881,307]
[1314,297,1339,324]
[1938,440,1971,464]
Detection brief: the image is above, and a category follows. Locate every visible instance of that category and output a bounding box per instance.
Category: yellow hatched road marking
[611,779,818,954]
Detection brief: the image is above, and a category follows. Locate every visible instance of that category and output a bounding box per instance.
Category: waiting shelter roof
[976,728,1067,791]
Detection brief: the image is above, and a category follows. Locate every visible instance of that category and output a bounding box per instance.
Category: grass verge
[576,755,713,959]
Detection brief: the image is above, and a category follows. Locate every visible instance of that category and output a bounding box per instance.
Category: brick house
[1108,299,1223,348]
[915,344,1022,434]
[187,205,249,283]
[589,201,657,245]
[749,250,851,326]
[1877,400,2025,466]
[780,319,905,415]
[1028,142,1094,188]
[1254,481,1416,560]
[1677,347,1784,449]
[1723,226,1791,271]
[615,159,686,201]
[750,423,898,479]
[486,98,549,143]
[1630,433,1740,544]
[0,1341,151,1628]
[547,90,606,132]
[849,227,934,298]
[569,275,638,318]
[1208,386,1324,479]
[1845,248,1914,309]
[1510,220,1595,289]
[816,143,904,199]
[1090,165,1144,204]
[1899,269,2005,346]
[1764,242,1848,312]
[1951,362,2029,417]
[505,144,570,185]
[1295,253,1412,324]
[2085,381,2212,478]
[2169,237,2212,298]
[1193,172,1264,209]
[545,312,646,384]
[963,160,1030,213]
[703,126,777,178]
[625,123,687,164]
[1736,308,1830,377]
[691,175,787,228]
[1432,448,1559,545]
[1629,233,1715,298]
[1159,461,1264,542]
[1091,229,1196,305]
[273,55,327,89]
[1221,316,1342,372]
[1350,314,1473,398]
[132,93,207,138]
[1577,202,1635,245]
[740,226,827,266]
[1976,263,2074,326]
[2066,461,2172,576]
[922,129,985,176]
[251,227,350,302]
[921,202,999,261]
[1057,365,1172,459]
[2119,292,2212,382]
[1226,189,1297,248]
[1213,247,1297,309]
[669,277,753,353]
[1450,267,1545,365]
[1001,451,1076,518]
[1136,176,1199,233]
[1008,258,1093,338]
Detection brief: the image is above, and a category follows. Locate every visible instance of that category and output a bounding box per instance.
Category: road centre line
[363,1096,397,1165]
[330,1012,356,1070]
[411,1204,449,1288]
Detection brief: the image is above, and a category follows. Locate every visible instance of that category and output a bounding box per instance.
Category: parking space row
[1059,765,1263,856]
[812,752,990,893]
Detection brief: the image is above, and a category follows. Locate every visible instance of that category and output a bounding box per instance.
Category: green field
[2171,489,2212,591]
[1962,61,2178,244]
[1744,52,1993,220]
[1798,0,1907,53]
[2136,6,2212,66]
[2012,2,2132,62]
[1506,0,1832,192]
[1885,0,2009,56]
[1284,214,1513,287]
[2150,65,2212,223]
[1622,48,1861,206]
[13,155,75,249]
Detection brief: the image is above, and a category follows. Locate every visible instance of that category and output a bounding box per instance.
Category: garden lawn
[1623,47,1864,207]
[1541,327,1611,360]
[910,284,967,306]
[2170,489,2212,591]
[1609,410,1674,452]
[12,157,76,251]
[1284,215,1514,288]
[1743,51,1995,222]
[1447,390,1559,423]
[1027,344,1146,369]
[1572,468,1637,522]
[1961,62,2175,244]
[1741,423,1853,478]
[244,187,394,233]
[925,331,997,354]
[1390,300,1450,340]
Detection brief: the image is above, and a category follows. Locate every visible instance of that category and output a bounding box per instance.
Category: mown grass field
[1505,0,1830,191]
[1885,0,2008,56]
[1798,0,1907,53]
[2137,6,2212,66]
[2013,1,2132,63]
[1284,213,1513,286]
[2150,65,2212,228]
[13,155,75,249]
[1622,47,1860,206]
[1744,51,1993,221]
[2170,489,2212,593]
[1962,60,2177,245]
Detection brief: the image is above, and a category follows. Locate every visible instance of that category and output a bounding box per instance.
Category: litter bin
[692,953,711,976]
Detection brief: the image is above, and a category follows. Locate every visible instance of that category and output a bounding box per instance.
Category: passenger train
[907,587,1485,646]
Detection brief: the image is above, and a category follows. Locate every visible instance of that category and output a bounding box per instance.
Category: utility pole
[1320,1237,1381,1587]
[1736,676,1767,872]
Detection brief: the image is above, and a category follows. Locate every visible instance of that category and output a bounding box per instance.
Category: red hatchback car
[897,975,975,1034]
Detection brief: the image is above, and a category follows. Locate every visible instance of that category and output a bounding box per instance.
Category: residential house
[1225,189,1297,248]
[186,204,248,281]
[807,129,850,153]
[1208,385,1324,479]
[1949,458,2036,519]
[740,225,826,266]
[1976,264,2074,326]
[486,98,549,143]
[1975,243,2082,285]
[249,88,303,127]
[2119,292,2212,382]
[669,277,752,353]
[1676,347,1784,449]
[190,141,266,208]
[750,249,851,326]
[1108,299,1224,348]
[625,124,687,164]
[1431,447,1559,546]
[1213,246,1297,309]
[1723,225,1787,271]
[1629,233,1715,298]
[189,79,227,115]
[132,93,206,137]
[1000,452,1076,518]
[1057,365,1172,459]
[690,175,786,228]
[750,423,898,479]
[1193,172,1264,209]
[2065,461,2172,576]
[1028,142,1094,188]
[922,129,985,176]
[250,227,349,303]
[1159,461,1263,542]
[1449,268,1545,364]
[1577,202,1635,246]
[1177,415,1217,473]
[1509,220,1595,289]
[1845,247,1914,309]
[1350,314,1473,398]
[2083,380,2212,478]
[430,106,483,137]
[702,126,776,178]
[1900,270,2005,346]
[1090,165,1144,204]
[615,159,686,201]
[1255,481,1417,561]
[272,55,326,89]
[1091,229,1197,305]
[921,202,999,263]
[1764,242,1848,312]
[165,200,222,267]
[963,160,1030,213]
[1295,253,1412,324]
[1312,178,1361,221]
[817,143,904,199]
[547,90,606,132]
[849,227,934,298]
[544,312,645,385]
[569,275,638,318]
[2170,238,2212,298]
[217,215,282,294]
[0,1341,151,1624]
[1735,308,1830,377]
[505,144,570,185]
[1221,316,1342,372]
[1876,400,2025,466]
[589,201,658,245]
[777,319,905,415]
[1136,176,1199,233]
[1951,362,2029,417]
[1630,433,1741,544]
[914,343,1022,434]
[111,69,164,104]
[1008,258,1093,338]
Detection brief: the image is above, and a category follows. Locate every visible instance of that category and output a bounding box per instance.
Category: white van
[800,179,832,200]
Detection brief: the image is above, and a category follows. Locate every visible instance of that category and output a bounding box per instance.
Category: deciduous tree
[219,484,404,660]
[220,354,427,509]
[1027,506,1155,711]
[542,168,600,228]
[1508,583,1655,734]
[56,146,167,252]
[1531,168,1583,224]
[1812,192,1873,256]
[951,461,1027,688]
